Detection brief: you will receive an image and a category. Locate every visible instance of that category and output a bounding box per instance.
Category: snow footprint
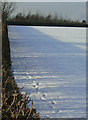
[51,101,57,104]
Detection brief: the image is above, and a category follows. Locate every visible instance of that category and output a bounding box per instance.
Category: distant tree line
[7,10,87,27]
[1,2,86,27]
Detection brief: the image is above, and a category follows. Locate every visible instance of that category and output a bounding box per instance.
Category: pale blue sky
[14,2,86,22]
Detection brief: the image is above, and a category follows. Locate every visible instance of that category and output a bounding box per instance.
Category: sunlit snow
[8,26,86,118]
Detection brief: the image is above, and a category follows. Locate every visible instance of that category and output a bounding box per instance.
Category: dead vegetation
[1,2,40,119]
[2,23,40,120]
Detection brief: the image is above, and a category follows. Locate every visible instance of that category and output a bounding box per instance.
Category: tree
[53,12,58,22]
[46,14,52,22]
[82,20,86,24]
[2,2,16,23]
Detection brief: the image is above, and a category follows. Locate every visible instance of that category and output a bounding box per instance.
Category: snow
[8,26,86,118]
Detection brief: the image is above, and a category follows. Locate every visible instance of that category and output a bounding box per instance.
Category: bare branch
[2,2,16,22]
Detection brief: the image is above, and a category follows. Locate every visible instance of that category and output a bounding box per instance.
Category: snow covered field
[8,26,86,118]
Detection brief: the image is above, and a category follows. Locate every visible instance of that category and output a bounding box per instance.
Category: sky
[12,0,87,2]
[14,2,86,22]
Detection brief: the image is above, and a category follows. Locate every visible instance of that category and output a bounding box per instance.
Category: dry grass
[2,23,40,120]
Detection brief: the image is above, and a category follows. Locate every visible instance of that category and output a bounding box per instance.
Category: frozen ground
[8,26,86,118]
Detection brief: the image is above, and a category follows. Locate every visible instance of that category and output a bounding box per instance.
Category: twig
[16,93,27,119]
[26,100,33,120]
[6,92,19,112]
